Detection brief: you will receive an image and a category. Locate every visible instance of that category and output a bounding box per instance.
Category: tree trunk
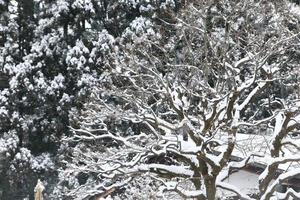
[0,0,9,47]
[18,0,34,58]
[205,176,217,200]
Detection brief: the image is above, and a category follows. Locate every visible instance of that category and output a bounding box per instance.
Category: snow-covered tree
[60,1,300,199]
[0,0,187,199]
[0,0,300,199]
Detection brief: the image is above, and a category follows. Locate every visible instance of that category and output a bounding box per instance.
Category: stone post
[34,179,44,200]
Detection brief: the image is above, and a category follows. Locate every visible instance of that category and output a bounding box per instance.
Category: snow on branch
[275,188,300,200]
[260,169,300,200]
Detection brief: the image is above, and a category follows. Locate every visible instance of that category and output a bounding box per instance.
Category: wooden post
[34,179,44,200]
